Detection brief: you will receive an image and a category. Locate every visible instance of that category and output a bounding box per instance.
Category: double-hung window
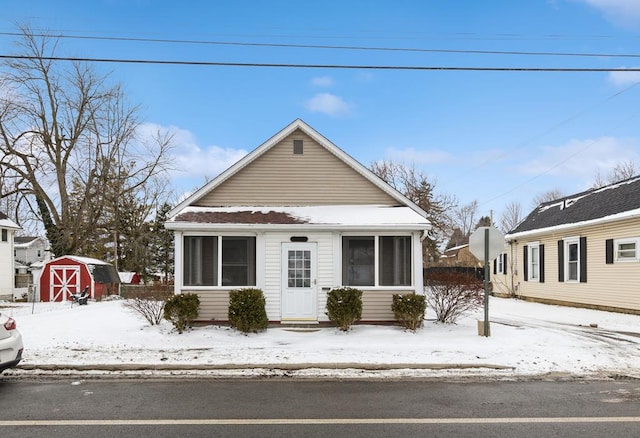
[565,238,580,281]
[342,235,412,287]
[183,236,256,287]
[558,236,586,283]
[529,244,540,281]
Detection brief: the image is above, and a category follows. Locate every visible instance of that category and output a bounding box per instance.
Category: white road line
[2,417,640,426]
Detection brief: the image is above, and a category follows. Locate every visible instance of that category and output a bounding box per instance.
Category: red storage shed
[39,256,121,302]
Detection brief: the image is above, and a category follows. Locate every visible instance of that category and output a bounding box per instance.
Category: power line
[2,54,640,71]
[1,31,640,59]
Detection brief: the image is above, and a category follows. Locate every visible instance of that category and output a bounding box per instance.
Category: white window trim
[181,233,259,289]
[341,233,414,289]
[564,236,580,283]
[496,252,506,275]
[614,237,640,263]
[528,242,540,282]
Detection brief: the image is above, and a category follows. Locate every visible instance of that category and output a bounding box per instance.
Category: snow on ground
[1,296,639,379]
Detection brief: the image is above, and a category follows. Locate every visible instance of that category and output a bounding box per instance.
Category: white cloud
[137,122,248,194]
[576,0,640,29]
[608,69,640,86]
[310,76,335,87]
[385,147,453,165]
[305,93,352,117]
[519,136,639,179]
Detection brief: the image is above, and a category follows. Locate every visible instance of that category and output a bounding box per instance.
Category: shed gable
[194,129,398,207]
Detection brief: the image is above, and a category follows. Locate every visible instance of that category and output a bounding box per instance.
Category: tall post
[483,228,490,337]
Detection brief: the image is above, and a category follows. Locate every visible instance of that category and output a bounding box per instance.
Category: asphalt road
[1,377,639,437]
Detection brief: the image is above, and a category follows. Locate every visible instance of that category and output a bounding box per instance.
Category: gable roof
[14,236,45,247]
[507,175,640,239]
[0,211,21,230]
[169,119,428,219]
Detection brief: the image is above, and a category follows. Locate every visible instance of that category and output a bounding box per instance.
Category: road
[1,377,639,437]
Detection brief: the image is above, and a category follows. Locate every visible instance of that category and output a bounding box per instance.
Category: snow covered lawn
[1,296,639,379]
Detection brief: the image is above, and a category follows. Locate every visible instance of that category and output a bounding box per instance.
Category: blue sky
[2,0,640,221]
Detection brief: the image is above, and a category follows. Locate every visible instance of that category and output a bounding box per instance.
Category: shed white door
[281,243,317,320]
[50,265,81,302]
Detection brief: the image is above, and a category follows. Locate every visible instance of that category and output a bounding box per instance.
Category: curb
[15,363,515,372]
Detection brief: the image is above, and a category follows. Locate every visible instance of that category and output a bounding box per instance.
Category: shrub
[326,287,363,331]
[228,288,269,333]
[163,293,200,333]
[392,293,426,331]
[123,286,173,326]
[425,271,483,324]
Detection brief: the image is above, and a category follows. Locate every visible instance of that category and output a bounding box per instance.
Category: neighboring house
[439,244,480,267]
[39,256,121,302]
[14,236,49,266]
[492,176,640,314]
[0,212,21,298]
[166,119,431,324]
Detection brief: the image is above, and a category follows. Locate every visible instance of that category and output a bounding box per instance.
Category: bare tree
[532,189,563,207]
[370,160,457,261]
[499,201,523,233]
[452,200,479,237]
[0,26,173,257]
[592,160,637,188]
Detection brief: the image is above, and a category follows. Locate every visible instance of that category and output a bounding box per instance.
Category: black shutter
[523,245,528,281]
[580,236,587,283]
[605,239,614,264]
[493,259,497,275]
[503,253,508,274]
[558,240,564,282]
[539,244,545,283]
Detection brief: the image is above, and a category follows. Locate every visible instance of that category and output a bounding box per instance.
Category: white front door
[281,243,317,320]
[50,265,81,302]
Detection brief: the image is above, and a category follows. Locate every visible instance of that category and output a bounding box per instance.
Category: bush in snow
[228,288,269,333]
[123,286,172,326]
[326,287,362,331]
[425,271,483,324]
[392,293,426,331]
[163,293,200,333]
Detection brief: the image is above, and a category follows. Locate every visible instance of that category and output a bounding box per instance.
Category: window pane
[222,237,256,286]
[618,242,636,259]
[568,262,578,280]
[530,247,538,279]
[183,236,217,286]
[568,243,578,262]
[379,236,411,286]
[342,237,374,286]
[287,249,311,288]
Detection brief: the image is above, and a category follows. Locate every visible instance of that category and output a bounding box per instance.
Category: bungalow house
[492,176,640,314]
[165,119,430,324]
[0,212,21,298]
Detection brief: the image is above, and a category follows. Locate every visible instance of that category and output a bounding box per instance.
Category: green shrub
[392,293,426,331]
[228,288,269,333]
[163,293,200,333]
[326,287,363,331]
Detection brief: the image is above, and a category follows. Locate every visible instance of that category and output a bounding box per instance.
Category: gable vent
[293,139,303,155]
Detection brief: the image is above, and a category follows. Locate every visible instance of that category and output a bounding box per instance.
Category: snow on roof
[118,272,137,283]
[167,205,430,230]
[48,255,113,266]
[0,211,21,230]
[508,175,640,238]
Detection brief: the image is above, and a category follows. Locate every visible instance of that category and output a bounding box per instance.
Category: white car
[0,313,23,373]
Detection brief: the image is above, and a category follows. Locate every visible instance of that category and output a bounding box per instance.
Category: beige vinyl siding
[514,217,640,312]
[195,130,398,207]
[185,289,230,321]
[361,289,414,321]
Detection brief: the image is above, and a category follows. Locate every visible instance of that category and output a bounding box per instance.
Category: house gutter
[505,208,640,241]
